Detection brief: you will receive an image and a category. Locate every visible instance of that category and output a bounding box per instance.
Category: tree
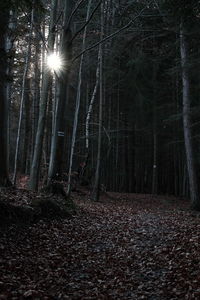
[85,50,100,156]
[0,4,11,186]
[160,0,200,207]
[47,0,74,184]
[66,0,92,197]
[180,21,200,210]
[29,0,58,190]
[1,0,199,204]
[12,6,34,185]
[91,1,104,201]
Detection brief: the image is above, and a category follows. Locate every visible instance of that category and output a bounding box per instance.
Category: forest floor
[0,189,200,299]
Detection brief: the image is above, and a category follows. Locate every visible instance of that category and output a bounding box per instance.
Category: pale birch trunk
[85,51,100,151]
[66,0,92,196]
[91,1,104,201]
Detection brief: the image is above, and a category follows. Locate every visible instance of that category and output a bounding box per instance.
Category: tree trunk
[13,8,34,185]
[48,0,74,184]
[0,7,11,187]
[180,22,200,210]
[67,0,92,197]
[6,10,17,175]
[91,1,104,201]
[85,50,100,154]
[32,6,41,153]
[29,0,58,190]
[152,88,158,194]
[21,78,31,174]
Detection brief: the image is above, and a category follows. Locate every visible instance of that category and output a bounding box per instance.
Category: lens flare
[46,53,63,72]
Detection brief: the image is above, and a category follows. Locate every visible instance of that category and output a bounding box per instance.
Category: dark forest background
[0,0,200,207]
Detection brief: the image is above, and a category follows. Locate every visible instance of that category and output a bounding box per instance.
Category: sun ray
[46,53,63,73]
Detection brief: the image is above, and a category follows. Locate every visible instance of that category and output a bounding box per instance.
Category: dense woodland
[1,1,200,299]
[0,0,200,206]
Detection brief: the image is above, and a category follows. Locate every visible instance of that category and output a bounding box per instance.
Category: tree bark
[91,1,104,201]
[180,22,200,210]
[86,53,100,152]
[152,66,157,194]
[67,0,92,197]
[13,8,34,185]
[21,78,31,174]
[0,7,11,187]
[32,5,42,152]
[29,0,58,190]
[48,0,74,184]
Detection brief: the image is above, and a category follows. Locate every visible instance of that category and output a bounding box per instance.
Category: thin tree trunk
[13,8,34,185]
[180,22,200,210]
[151,36,158,195]
[85,50,100,151]
[91,1,104,201]
[115,59,120,190]
[29,0,58,190]
[6,10,17,174]
[21,78,31,174]
[0,7,11,187]
[152,93,157,194]
[67,0,92,197]
[32,6,41,153]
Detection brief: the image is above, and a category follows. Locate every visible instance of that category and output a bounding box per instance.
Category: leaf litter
[0,189,200,299]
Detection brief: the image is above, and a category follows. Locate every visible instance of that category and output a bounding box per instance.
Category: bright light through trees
[46,53,63,73]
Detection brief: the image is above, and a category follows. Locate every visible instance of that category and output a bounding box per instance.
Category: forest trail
[1,193,200,299]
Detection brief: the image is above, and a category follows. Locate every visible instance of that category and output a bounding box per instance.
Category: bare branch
[19,5,49,52]
[66,0,87,29]
[71,0,102,43]
[72,1,153,63]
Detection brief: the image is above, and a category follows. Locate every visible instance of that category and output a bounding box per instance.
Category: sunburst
[46,52,63,73]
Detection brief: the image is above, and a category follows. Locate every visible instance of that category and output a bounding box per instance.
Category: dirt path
[0,194,200,299]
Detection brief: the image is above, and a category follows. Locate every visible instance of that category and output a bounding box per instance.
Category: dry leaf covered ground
[0,190,200,299]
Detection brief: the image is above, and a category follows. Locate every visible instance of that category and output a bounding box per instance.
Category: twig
[70,0,102,43]
[72,1,153,63]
